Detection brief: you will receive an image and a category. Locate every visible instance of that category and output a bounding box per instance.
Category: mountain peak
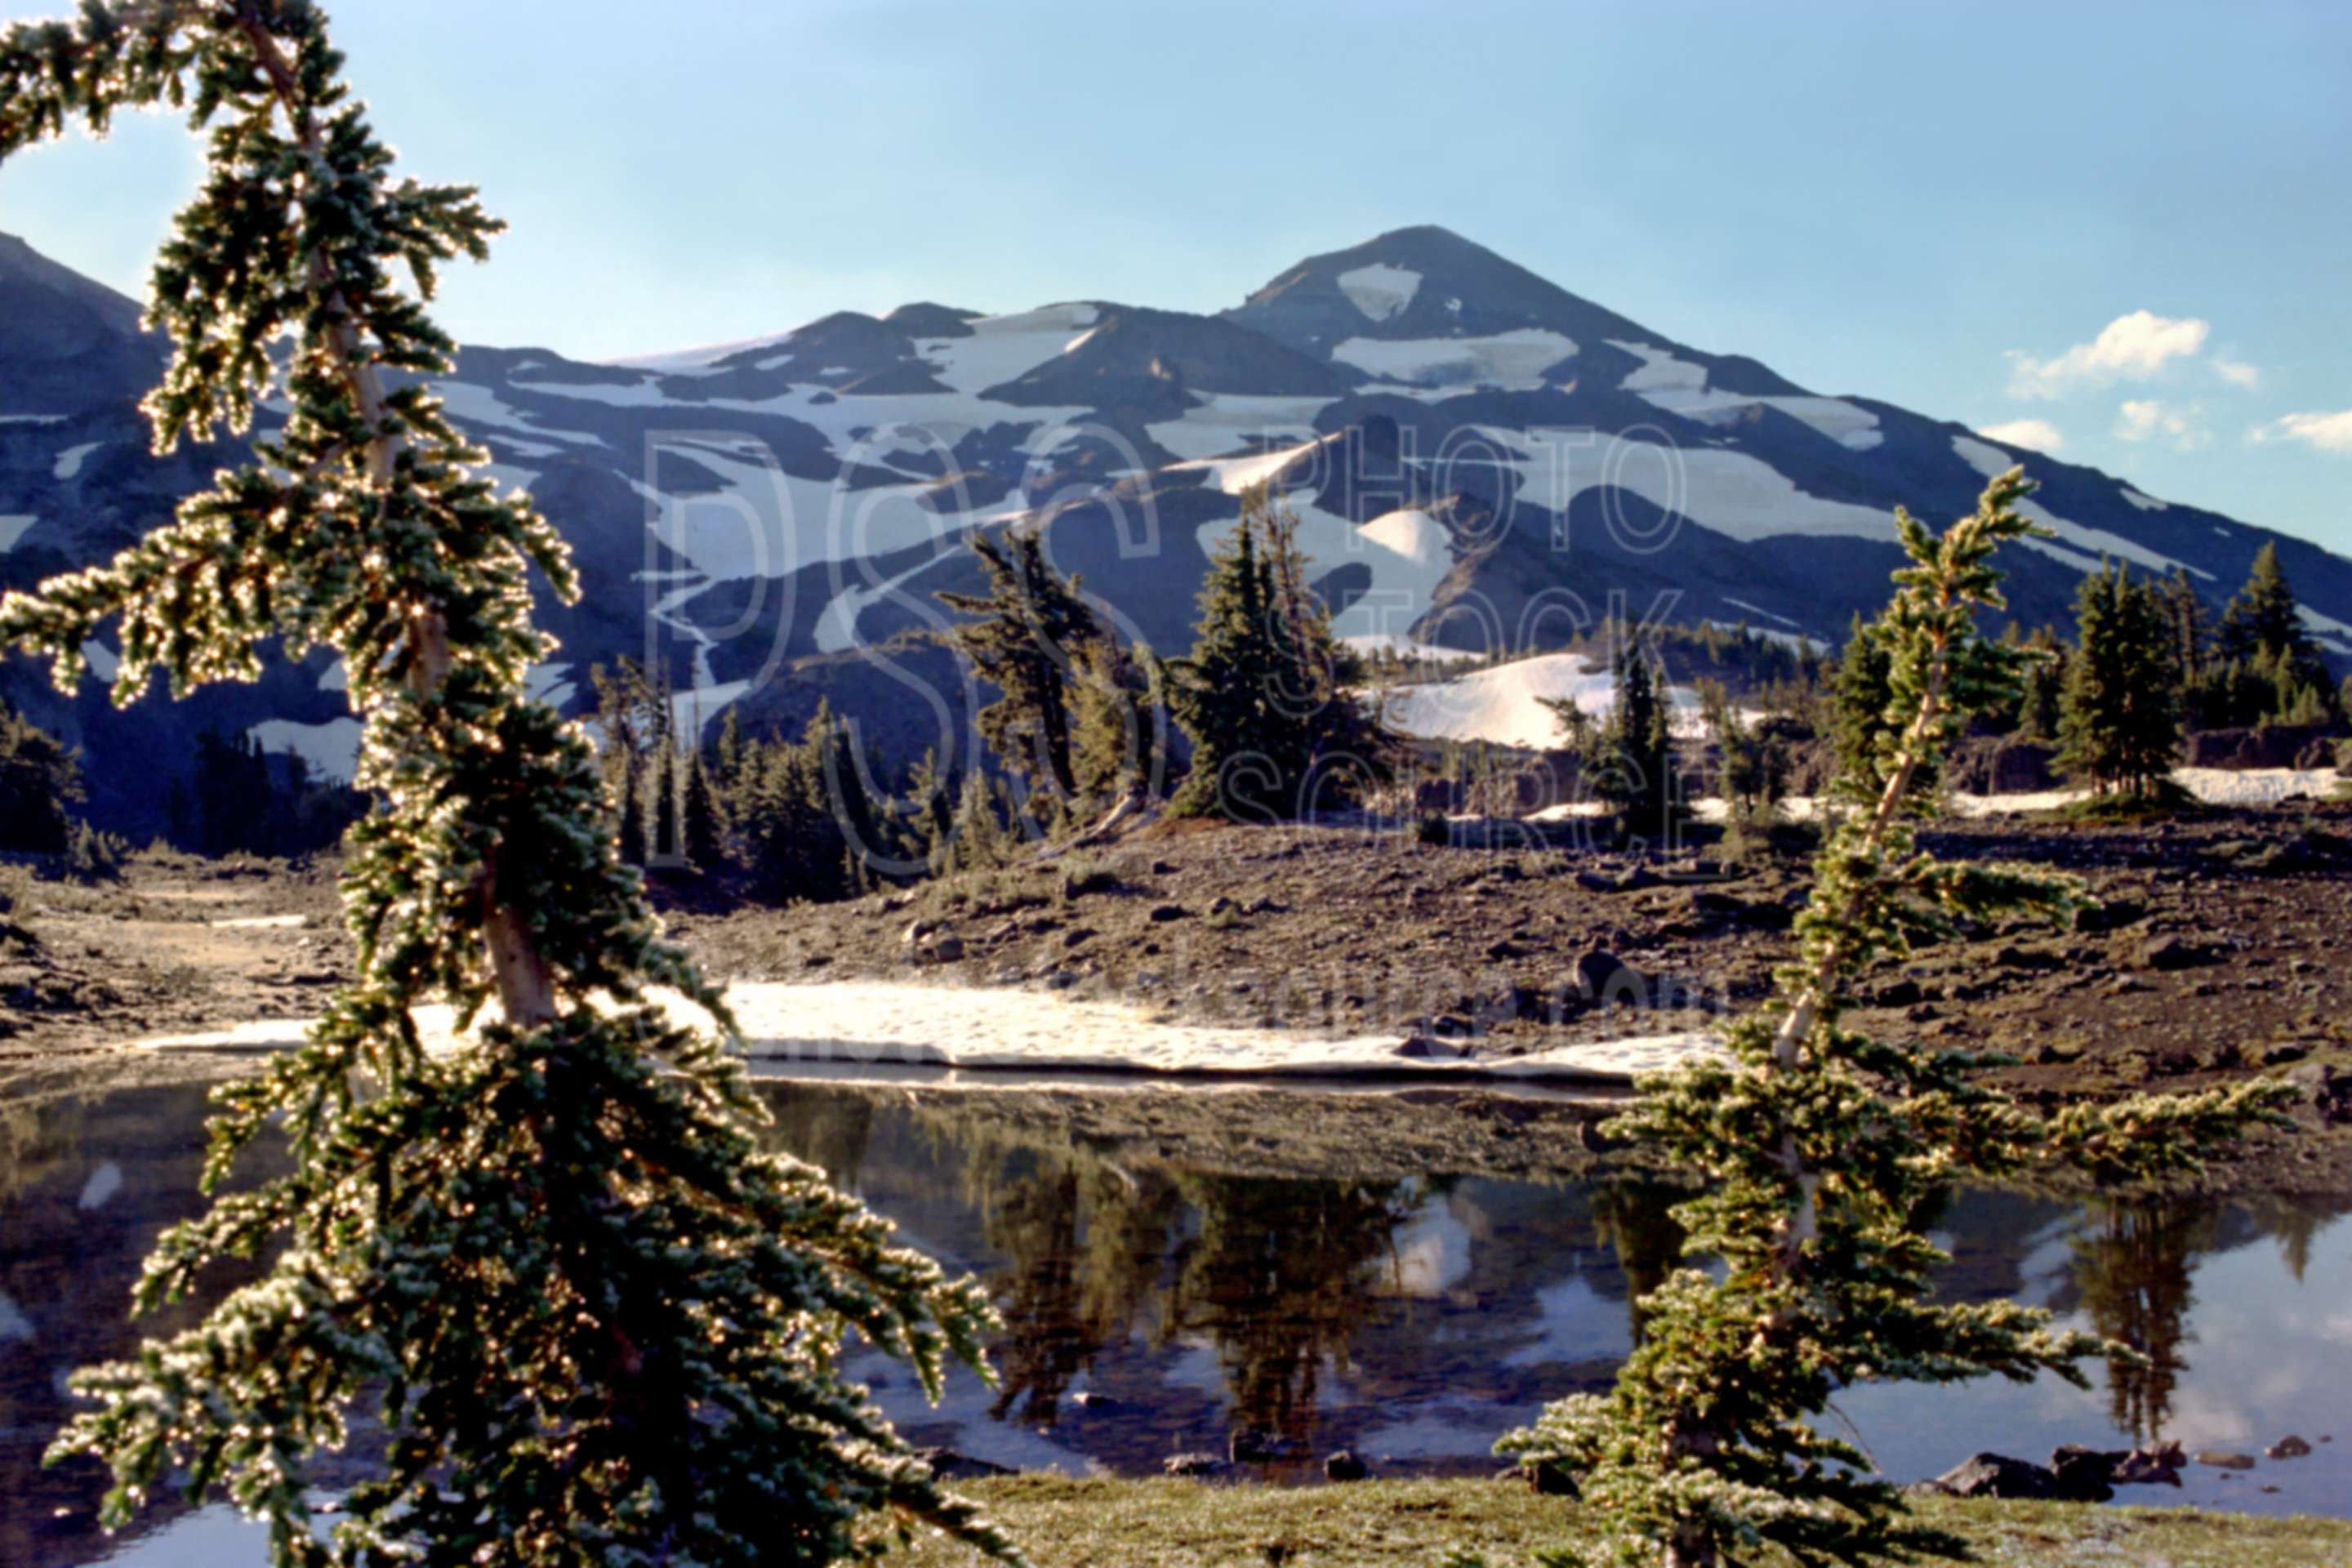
[1223,223,1660,359]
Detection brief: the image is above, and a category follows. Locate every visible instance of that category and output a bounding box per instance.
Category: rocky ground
[6,798,2350,1194]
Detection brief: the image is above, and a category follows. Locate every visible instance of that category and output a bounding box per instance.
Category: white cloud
[2250,408,2352,453]
[1975,418,2064,453]
[2006,310,2211,399]
[2115,399,2210,450]
[2212,355,2261,390]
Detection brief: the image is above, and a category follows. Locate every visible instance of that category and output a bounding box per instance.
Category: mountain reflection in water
[3,1078,2349,1567]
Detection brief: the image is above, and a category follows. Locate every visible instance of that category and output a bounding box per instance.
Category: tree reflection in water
[2069,1201,2213,1445]
[1590,1177,1687,1346]
[1163,1174,1423,1448]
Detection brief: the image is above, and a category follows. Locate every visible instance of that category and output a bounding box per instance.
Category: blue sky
[3,0,2347,553]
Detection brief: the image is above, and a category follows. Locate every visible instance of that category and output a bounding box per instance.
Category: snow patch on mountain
[1477,426,1895,545]
[1144,392,1334,461]
[434,381,607,445]
[1722,597,1802,628]
[914,302,1098,394]
[1708,620,1827,654]
[1609,341,1882,451]
[247,716,365,782]
[1179,435,1326,497]
[2301,605,2352,653]
[815,547,956,654]
[51,440,100,479]
[1194,491,1453,644]
[606,329,799,373]
[1332,328,1576,390]
[79,639,118,682]
[637,439,996,580]
[1951,434,2208,580]
[0,514,34,551]
[2122,488,2168,511]
[1336,262,1422,322]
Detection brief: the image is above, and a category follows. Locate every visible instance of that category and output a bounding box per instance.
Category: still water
[3,1078,2348,1565]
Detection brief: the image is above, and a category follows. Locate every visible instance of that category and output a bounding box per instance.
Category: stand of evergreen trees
[1168,484,1397,820]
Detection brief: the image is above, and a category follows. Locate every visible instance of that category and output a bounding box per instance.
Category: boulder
[2266,1435,2313,1460]
[2048,1445,2122,1501]
[1929,1453,2058,1499]
[2135,934,2211,972]
[2194,1449,2257,1471]
[1147,902,1188,923]
[1163,1451,1232,1478]
[1396,1034,1472,1061]
[1575,949,1648,1007]
[1323,1449,1369,1482]
[928,934,965,963]
[2114,1444,2185,1487]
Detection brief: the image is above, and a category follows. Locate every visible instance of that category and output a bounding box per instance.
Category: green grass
[880,1477,2352,1568]
[2054,777,2203,823]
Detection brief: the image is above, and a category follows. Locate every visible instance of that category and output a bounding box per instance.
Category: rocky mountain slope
[5,224,2349,831]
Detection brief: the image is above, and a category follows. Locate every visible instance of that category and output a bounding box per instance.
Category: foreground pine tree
[2,6,1014,1563]
[1499,473,2289,1568]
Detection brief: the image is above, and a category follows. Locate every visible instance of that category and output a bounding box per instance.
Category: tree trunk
[241,8,557,1031]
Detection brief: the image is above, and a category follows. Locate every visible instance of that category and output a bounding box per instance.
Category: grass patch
[2055,777,2203,823]
[879,1477,2352,1568]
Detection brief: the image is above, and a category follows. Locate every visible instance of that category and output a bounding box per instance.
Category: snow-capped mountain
[4,224,2349,831]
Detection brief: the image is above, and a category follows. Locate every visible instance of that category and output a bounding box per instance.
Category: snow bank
[1340,633,1486,664]
[1337,262,1422,322]
[0,514,37,551]
[132,981,1721,1086]
[52,439,101,479]
[1380,653,1700,751]
[1693,767,2343,823]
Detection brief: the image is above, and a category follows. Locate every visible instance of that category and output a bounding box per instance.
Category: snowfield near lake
[133,980,1722,1085]
[1665,767,2343,825]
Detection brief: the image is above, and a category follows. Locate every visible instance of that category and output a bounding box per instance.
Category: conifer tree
[652,743,679,865]
[2057,563,2180,800]
[2016,626,2066,742]
[1586,637,1679,845]
[1070,635,1169,804]
[938,528,1096,800]
[0,693,82,854]
[2215,542,2340,724]
[1170,506,1280,817]
[1498,473,2287,1568]
[680,746,722,871]
[1,8,1012,1563]
[1170,485,1395,819]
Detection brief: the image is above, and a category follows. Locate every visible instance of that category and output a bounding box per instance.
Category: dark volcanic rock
[1929,1452,2059,1499]
[914,1446,1014,1481]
